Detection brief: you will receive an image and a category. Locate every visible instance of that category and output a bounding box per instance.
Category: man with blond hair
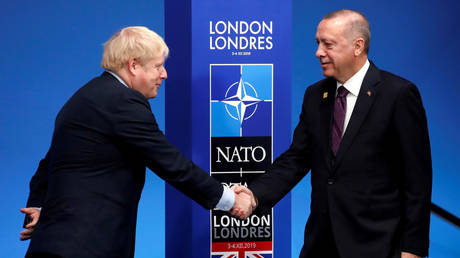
[20,26,254,258]
[234,9,432,258]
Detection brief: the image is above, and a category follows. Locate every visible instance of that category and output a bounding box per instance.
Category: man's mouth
[320,61,331,68]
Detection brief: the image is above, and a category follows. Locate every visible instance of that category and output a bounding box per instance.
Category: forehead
[316,18,348,39]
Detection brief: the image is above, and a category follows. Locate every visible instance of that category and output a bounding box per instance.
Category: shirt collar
[336,59,370,97]
[106,70,129,88]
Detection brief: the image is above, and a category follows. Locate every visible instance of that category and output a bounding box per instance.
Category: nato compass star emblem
[220,77,261,125]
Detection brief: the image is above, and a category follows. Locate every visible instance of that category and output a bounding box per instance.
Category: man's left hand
[20,207,41,241]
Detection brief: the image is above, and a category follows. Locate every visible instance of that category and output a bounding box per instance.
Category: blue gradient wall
[0,1,166,257]
[291,0,460,257]
[1,1,458,257]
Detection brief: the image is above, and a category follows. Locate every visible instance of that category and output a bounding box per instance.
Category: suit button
[328,179,335,185]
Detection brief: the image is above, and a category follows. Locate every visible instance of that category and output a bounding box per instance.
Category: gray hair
[324,9,371,54]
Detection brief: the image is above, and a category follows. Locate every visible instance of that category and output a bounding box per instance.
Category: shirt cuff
[214,185,235,211]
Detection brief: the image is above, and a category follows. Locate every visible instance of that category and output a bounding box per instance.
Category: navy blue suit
[25,72,223,258]
[250,63,432,258]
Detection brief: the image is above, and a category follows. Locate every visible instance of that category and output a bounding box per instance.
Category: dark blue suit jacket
[250,63,432,258]
[25,72,223,257]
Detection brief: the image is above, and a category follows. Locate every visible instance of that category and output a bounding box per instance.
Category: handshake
[229,185,257,220]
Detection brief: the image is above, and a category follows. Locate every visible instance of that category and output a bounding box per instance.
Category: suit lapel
[319,78,337,171]
[333,63,382,171]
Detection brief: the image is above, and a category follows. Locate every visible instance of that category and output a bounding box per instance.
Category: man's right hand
[20,207,41,241]
[230,185,257,220]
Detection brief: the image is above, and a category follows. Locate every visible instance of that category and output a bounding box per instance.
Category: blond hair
[101,26,169,71]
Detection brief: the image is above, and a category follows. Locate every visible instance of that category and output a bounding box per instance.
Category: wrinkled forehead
[316,17,349,39]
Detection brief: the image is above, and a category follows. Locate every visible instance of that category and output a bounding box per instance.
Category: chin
[143,92,156,99]
[322,70,336,78]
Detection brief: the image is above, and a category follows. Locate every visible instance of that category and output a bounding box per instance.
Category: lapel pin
[323,92,328,99]
[367,91,372,97]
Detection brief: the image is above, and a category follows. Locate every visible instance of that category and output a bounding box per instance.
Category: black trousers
[299,213,340,258]
[298,213,402,258]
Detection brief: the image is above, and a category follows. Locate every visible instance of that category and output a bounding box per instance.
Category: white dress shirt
[336,59,370,135]
[106,70,129,88]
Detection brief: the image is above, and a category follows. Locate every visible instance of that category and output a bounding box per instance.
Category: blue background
[291,0,460,257]
[1,0,459,257]
[0,1,166,257]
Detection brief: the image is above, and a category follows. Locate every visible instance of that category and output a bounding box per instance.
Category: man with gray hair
[234,9,432,258]
[20,26,255,258]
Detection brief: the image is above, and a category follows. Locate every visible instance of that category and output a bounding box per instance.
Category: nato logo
[210,64,272,137]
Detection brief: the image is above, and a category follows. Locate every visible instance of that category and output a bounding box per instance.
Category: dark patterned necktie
[331,86,349,156]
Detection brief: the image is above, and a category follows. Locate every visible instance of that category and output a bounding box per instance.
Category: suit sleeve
[24,152,49,227]
[393,84,432,257]
[112,92,223,210]
[250,88,313,213]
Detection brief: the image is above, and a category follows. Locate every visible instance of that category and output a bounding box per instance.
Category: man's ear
[127,58,139,76]
[353,37,365,56]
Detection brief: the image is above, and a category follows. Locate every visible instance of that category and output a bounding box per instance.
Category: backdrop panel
[165,0,292,257]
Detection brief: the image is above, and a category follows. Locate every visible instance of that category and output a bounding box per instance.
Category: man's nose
[315,45,325,58]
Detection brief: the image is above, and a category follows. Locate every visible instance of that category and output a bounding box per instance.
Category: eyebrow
[318,38,335,43]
